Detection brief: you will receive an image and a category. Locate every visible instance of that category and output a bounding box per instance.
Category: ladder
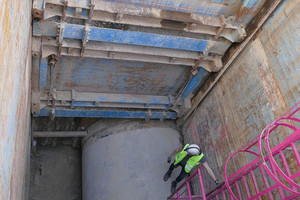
[169,102,300,200]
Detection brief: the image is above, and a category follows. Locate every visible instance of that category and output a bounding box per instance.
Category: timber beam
[33,0,246,42]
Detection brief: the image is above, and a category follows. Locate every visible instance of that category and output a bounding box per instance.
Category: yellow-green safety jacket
[174,144,204,173]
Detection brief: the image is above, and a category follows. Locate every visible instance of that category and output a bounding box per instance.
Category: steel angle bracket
[192,53,204,75]
[57,22,66,57]
[145,110,152,122]
[214,15,226,40]
[203,40,215,56]
[88,1,95,24]
[81,24,90,58]
[160,112,167,122]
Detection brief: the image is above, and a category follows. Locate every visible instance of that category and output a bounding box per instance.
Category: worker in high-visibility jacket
[164,144,219,193]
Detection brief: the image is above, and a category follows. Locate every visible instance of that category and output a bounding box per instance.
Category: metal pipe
[32,131,87,137]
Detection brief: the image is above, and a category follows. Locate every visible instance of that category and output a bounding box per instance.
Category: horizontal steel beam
[37,0,245,42]
[33,21,232,53]
[40,41,221,68]
[45,90,173,104]
[35,90,179,112]
[34,108,178,119]
[41,38,219,61]
[33,131,88,137]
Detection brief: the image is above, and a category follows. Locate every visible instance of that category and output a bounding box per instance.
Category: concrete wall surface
[0,0,32,199]
[29,144,82,200]
[182,0,300,198]
[82,119,182,200]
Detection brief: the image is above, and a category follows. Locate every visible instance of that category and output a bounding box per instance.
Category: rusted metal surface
[41,0,242,17]
[233,0,267,27]
[0,0,32,199]
[45,56,190,96]
[178,0,282,126]
[182,0,300,198]
[258,0,300,109]
[40,38,221,68]
[41,0,246,42]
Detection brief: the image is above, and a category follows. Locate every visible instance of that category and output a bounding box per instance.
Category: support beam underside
[33,21,232,54]
[35,108,178,119]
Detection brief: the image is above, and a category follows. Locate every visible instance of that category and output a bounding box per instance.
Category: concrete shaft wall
[0,0,32,199]
[182,0,300,197]
[82,119,181,200]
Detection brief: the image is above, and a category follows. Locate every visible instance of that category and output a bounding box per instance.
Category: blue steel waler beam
[33,21,231,54]
[180,68,210,101]
[35,109,177,119]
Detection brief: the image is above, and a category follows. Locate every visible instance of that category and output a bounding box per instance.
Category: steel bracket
[62,0,68,21]
[81,24,90,58]
[211,58,223,72]
[145,110,152,122]
[192,53,204,75]
[57,22,65,57]
[214,15,226,40]
[116,13,123,22]
[235,25,247,42]
[109,52,115,59]
[67,47,74,55]
[203,40,215,56]
[71,89,76,108]
[75,7,82,18]
[188,23,197,31]
[170,97,181,113]
[32,37,42,58]
[166,95,175,111]
[160,112,167,122]
[170,57,176,63]
[88,2,95,23]
[32,91,41,115]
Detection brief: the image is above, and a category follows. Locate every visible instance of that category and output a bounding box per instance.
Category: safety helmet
[185,144,201,155]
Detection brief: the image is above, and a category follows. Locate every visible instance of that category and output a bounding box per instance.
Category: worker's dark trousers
[169,162,188,183]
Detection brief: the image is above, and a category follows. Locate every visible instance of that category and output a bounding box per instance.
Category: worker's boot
[163,170,172,182]
[171,181,177,193]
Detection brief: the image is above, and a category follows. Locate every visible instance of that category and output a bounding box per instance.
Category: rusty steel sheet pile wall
[182,0,300,198]
[0,0,32,199]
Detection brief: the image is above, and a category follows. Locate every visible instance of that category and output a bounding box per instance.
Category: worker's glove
[214,179,219,185]
[167,156,172,163]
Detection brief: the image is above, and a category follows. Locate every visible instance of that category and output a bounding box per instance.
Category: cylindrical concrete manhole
[82,119,181,200]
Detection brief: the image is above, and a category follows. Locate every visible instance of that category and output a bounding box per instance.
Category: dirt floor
[29,143,82,200]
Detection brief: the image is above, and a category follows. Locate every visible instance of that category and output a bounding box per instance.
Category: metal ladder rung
[242,175,251,198]
[234,181,243,200]
[258,164,274,200]
[279,150,298,191]
[250,170,263,200]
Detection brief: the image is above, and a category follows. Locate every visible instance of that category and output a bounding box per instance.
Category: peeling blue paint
[35,109,177,119]
[243,0,257,8]
[33,21,232,53]
[39,58,48,89]
[180,68,210,101]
